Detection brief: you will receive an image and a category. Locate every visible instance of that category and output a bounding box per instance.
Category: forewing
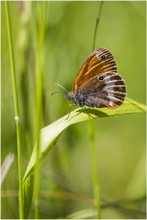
[78,72,126,109]
[73,48,117,92]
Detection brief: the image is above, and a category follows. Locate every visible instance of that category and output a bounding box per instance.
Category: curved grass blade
[23,97,146,181]
[22,97,146,217]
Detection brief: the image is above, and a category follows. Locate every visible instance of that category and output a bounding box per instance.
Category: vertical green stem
[33,2,47,218]
[92,1,104,51]
[34,65,43,219]
[5,2,24,219]
[89,120,101,218]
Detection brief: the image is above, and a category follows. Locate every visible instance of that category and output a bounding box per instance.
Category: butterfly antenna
[92,1,104,51]
[51,83,68,96]
[55,83,68,93]
[51,91,63,96]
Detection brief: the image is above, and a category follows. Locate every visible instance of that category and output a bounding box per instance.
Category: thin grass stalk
[88,120,101,218]
[34,68,43,218]
[92,1,104,51]
[33,2,47,218]
[5,2,24,218]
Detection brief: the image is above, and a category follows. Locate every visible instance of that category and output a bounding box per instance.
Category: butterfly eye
[99,76,104,81]
[100,55,106,59]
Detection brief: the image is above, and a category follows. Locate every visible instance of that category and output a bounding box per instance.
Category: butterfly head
[65,91,78,105]
[65,91,85,107]
[65,91,74,101]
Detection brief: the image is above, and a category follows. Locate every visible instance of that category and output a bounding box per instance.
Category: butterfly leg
[66,103,77,120]
[83,106,95,120]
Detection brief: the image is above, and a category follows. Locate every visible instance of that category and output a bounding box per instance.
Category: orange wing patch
[73,48,117,92]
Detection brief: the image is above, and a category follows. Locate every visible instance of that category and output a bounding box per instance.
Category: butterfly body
[65,48,126,109]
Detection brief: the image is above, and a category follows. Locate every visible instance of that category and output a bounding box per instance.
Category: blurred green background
[1,1,146,219]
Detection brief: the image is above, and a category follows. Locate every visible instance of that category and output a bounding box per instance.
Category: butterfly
[65,48,126,109]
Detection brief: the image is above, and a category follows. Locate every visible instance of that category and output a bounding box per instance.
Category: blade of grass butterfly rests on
[23,97,146,180]
[22,97,146,217]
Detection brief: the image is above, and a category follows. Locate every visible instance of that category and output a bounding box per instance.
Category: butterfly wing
[78,72,126,109]
[73,48,117,92]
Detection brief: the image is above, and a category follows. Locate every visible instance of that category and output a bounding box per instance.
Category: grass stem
[88,120,101,218]
[33,2,47,218]
[5,2,24,218]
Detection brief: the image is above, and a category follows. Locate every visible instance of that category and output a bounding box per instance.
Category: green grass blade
[5,2,24,218]
[23,97,146,181]
[22,97,146,217]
